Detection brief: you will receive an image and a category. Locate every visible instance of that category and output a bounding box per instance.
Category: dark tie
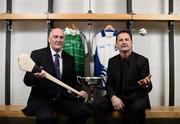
[54,53,61,80]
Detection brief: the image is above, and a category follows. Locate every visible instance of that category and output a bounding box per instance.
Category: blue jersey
[92,29,119,89]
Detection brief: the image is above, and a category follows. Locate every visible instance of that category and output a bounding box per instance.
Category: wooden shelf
[48,13,131,20]
[132,14,169,21]
[1,13,180,21]
[133,14,180,21]
[0,13,47,20]
[168,14,180,21]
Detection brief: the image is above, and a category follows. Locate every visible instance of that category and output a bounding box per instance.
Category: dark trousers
[35,97,90,124]
[92,95,147,124]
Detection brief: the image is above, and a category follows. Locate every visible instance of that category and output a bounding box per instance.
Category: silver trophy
[77,76,102,102]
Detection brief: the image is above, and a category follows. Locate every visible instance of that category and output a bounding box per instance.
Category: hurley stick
[18,53,81,96]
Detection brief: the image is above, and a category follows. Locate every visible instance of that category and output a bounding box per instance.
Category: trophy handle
[77,76,82,85]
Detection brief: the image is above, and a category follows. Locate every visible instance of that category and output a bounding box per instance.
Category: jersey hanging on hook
[92,25,119,89]
[64,27,88,76]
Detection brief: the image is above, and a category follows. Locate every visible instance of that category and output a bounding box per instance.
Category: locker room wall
[0,22,6,104]
[0,0,180,106]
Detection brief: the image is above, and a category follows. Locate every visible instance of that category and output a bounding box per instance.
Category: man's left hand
[138,74,151,88]
[79,91,88,99]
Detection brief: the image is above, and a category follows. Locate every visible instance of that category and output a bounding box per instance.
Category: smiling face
[116,32,132,53]
[48,28,65,53]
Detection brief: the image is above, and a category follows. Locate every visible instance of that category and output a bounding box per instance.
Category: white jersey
[92,29,119,88]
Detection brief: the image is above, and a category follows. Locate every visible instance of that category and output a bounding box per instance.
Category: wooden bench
[0,105,27,118]
[1,105,180,118]
[112,106,180,118]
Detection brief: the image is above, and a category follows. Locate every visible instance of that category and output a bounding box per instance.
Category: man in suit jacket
[92,30,152,124]
[22,28,90,124]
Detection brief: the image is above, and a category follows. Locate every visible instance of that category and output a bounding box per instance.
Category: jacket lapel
[44,47,56,76]
[115,56,121,89]
[61,51,67,79]
[126,53,136,84]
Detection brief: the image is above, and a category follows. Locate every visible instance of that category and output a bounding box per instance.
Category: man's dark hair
[116,30,132,41]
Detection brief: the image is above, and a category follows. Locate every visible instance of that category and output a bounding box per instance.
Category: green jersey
[64,27,87,76]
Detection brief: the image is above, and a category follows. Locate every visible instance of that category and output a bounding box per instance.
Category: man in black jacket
[22,28,90,124]
[92,30,152,124]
